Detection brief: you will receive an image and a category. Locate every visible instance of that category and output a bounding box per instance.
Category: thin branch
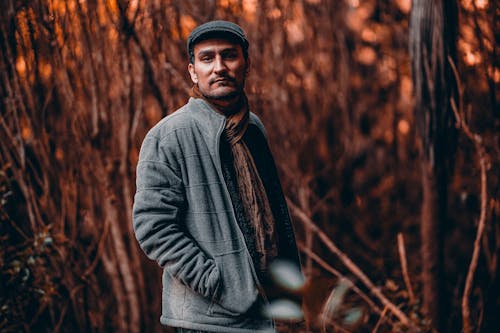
[470,0,497,111]
[448,56,489,333]
[114,2,170,115]
[81,215,110,281]
[474,290,484,333]
[52,284,86,333]
[298,242,383,316]
[287,198,417,331]
[371,306,389,333]
[397,233,415,304]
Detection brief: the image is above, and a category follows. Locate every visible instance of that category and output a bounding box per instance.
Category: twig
[474,290,484,333]
[52,284,86,333]
[397,233,415,304]
[113,3,170,115]
[298,242,384,316]
[470,0,497,111]
[287,198,417,331]
[371,306,389,333]
[448,56,489,333]
[81,214,110,280]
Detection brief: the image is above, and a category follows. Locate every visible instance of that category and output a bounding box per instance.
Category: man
[133,20,301,333]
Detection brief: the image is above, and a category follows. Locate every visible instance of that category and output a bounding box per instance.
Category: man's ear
[188,63,198,84]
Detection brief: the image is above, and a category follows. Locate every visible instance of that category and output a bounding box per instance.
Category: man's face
[188,38,248,99]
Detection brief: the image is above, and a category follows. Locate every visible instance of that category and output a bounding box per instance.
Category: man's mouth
[212,77,234,85]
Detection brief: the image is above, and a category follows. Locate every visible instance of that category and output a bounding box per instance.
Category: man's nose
[213,56,227,73]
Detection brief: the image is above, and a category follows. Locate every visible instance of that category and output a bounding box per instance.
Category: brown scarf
[190,85,277,271]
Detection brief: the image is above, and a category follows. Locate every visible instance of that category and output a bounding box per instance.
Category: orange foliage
[180,15,196,39]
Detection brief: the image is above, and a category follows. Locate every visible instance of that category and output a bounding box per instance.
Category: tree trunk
[420,160,447,330]
[409,0,458,331]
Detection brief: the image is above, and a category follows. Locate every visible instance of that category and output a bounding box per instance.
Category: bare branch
[397,233,415,304]
[298,242,384,316]
[449,56,490,333]
[371,306,389,333]
[287,198,417,330]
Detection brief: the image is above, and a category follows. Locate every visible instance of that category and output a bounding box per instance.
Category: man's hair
[187,20,249,64]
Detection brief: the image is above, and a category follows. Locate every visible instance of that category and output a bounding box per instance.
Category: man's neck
[205,93,244,115]
[190,85,245,116]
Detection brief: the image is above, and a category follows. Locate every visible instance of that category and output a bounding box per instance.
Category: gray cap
[187,20,249,63]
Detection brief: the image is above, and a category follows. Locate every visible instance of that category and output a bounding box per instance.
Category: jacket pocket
[162,269,186,319]
[207,250,259,317]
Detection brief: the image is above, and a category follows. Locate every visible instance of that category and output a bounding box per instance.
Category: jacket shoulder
[146,104,197,140]
[138,103,199,164]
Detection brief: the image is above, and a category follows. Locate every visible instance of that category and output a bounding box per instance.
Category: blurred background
[0,0,498,332]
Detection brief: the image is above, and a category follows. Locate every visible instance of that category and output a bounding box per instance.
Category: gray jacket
[133,98,275,332]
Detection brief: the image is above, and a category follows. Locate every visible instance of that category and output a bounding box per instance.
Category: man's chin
[205,89,241,101]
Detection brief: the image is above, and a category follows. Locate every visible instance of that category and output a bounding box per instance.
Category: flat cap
[187,20,249,62]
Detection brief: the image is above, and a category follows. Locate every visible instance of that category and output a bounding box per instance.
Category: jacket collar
[186,97,261,157]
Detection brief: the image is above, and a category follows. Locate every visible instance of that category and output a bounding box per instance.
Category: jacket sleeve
[132,133,219,299]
